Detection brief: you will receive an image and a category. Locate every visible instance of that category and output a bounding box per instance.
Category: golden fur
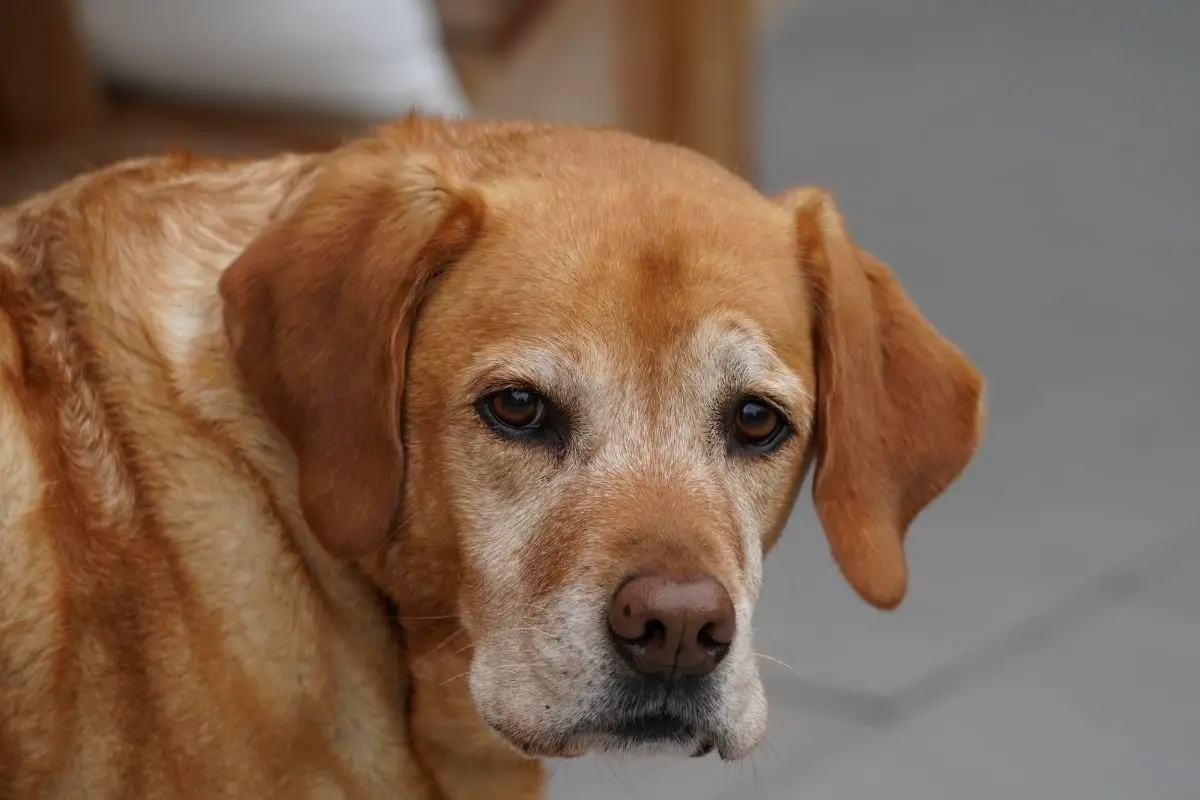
[0,117,984,798]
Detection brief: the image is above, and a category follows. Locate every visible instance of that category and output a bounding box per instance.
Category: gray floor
[549,0,1200,797]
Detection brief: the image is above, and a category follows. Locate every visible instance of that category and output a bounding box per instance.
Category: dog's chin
[474,660,766,762]
[580,713,703,756]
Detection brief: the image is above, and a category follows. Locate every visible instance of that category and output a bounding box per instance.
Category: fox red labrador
[0,116,984,798]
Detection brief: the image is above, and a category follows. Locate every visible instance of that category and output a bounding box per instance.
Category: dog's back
[0,155,428,798]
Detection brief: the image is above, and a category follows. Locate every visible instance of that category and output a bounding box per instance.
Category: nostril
[642,618,666,645]
[697,621,732,665]
[697,621,722,649]
[611,615,666,647]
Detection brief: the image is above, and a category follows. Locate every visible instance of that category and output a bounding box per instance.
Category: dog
[0,116,985,798]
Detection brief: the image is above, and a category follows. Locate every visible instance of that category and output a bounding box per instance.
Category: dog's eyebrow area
[458,338,599,407]
[687,315,813,432]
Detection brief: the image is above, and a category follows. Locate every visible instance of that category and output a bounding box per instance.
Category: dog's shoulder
[0,149,320,556]
[0,151,425,796]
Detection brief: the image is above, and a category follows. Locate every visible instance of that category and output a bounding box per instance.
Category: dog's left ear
[781,187,986,610]
[219,151,482,559]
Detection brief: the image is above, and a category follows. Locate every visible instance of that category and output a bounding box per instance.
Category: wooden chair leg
[615,0,755,179]
[0,0,106,150]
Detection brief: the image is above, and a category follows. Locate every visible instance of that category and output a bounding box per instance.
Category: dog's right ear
[219,151,482,559]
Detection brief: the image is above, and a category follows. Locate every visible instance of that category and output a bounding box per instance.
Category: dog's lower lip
[608,712,697,743]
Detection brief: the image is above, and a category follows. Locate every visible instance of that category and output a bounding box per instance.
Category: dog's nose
[608,573,736,677]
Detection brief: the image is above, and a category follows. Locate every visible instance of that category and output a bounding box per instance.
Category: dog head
[220,118,984,761]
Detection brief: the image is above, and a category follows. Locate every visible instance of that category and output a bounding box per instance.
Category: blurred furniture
[0,0,759,204]
[442,0,754,178]
[0,0,104,149]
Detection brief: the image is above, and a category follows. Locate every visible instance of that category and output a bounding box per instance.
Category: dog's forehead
[436,174,812,373]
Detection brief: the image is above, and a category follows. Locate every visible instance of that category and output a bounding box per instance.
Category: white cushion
[76,0,470,118]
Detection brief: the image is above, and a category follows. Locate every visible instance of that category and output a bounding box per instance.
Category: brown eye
[733,397,787,449]
[487,387,545,429]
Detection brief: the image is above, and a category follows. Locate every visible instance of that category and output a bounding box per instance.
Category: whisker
[436,622,565,658]
[505,625,557,639]
[437,670,472,687]
[410,628,469,665]
[379,506,424,548]
[436,663,536,687]
[605,760,636,797]
[754,652,806,682]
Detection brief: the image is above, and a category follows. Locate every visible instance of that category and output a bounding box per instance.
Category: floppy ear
[219,153,482,559]
[784,187,985,610]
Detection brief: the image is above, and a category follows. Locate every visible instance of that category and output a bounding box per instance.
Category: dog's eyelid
[469,380,570,417]
[465,372,534,401]
[475,379,541,400]
[724,381,810,432]
[737,390,787,418]
[758,376,813,428]
[696,318,812,429]
[458,348,577,404]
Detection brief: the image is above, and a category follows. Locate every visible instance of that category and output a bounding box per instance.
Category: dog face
[220,119,984,761]
[398,176,816,760]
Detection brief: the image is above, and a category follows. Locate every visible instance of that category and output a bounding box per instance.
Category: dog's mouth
[492,711,725,760]
[584,713,733,761]
[570,705,731,759]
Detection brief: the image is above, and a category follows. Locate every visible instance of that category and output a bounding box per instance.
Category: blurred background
[2,1,1197,797]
